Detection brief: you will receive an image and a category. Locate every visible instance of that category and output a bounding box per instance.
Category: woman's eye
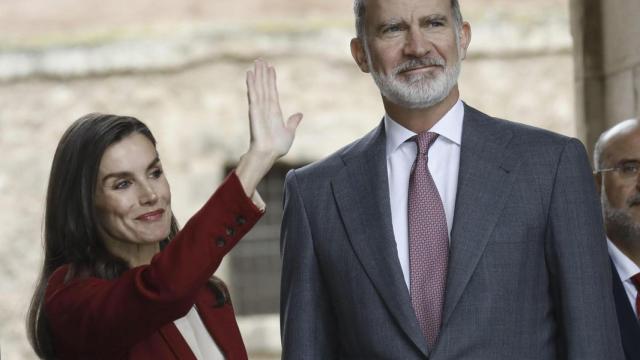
[114,180,131,190]
[150,168,163,179]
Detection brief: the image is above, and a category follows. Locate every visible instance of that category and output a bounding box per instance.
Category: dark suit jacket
[45,172,262,360]
[611,262,640,360]
[280,104,624,359]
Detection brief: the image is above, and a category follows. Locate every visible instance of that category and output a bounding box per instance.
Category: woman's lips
[136,209,165,221]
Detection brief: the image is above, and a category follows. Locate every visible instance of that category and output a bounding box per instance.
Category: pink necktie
[408,131,449,349]
[632,273,640,319]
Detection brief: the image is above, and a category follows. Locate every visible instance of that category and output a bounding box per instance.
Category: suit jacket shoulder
[298,123,382,171]
[463,104,574,152]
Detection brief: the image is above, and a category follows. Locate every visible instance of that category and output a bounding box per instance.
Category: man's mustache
[393,57,446,75]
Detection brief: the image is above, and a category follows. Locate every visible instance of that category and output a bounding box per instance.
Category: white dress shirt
[608,239,640,317]
[174,306,225,360]
[385,99,464,289]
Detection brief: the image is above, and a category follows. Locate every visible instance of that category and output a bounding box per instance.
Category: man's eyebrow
[376,18,404,30]
[101,157,160,184]
[616,158,640,164]
[420,14,448,23]
[376,14,448,31]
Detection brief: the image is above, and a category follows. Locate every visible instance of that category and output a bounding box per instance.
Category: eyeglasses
[595,161,640,179]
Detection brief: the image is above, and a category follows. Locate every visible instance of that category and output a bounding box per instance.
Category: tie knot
[414,131,439,155]
[632,273,640,289]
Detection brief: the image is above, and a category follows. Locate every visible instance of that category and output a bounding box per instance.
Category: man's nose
[403,28,432,58]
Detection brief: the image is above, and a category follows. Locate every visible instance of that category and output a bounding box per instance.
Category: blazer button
[216,236,226,247]
[236,216,246,225]
[226,227,236,236]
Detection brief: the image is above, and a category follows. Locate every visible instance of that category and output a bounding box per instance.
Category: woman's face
[94,133,172,255]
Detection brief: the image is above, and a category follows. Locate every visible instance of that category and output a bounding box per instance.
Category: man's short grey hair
[593,132,607,171]
[353,0,464,40]
[593,118,640,171]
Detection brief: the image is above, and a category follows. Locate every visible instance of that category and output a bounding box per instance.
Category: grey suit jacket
[280,104,624,359]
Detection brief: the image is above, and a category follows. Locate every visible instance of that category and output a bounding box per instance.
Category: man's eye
[383,25,401,33]
[114,180,131,190]
[621,164,640,174]
[428,20,445,27]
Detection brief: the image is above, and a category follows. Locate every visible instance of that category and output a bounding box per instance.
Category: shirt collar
[607,238,640,282]
[384,99,464,156]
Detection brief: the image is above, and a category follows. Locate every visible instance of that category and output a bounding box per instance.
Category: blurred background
[0,0,638,358]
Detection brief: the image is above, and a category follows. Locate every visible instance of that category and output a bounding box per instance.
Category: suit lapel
[610,262,640,360]
[157,289,227,360]
[158,321,198,360]
[331,122,430,356]
[442,105,519,325]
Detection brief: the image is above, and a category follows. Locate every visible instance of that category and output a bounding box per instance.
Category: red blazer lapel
[195,287,248,360]
[158,322,197,360]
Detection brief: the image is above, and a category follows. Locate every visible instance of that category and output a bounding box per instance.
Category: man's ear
[350,37,370,73]
[458,21,471,60]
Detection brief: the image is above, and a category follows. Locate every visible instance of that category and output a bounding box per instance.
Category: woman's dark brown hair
[26,113,179,359]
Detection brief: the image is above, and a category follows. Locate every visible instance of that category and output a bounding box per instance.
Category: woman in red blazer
[26,60,302,360]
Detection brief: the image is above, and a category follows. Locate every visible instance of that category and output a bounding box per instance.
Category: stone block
[605,69,636,125]
[602,0,640,73]
[636,65,640,118]
[576,76,607,153]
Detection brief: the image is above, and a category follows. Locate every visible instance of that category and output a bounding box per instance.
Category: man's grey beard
[603,196,640,247]
[365,45,462,110]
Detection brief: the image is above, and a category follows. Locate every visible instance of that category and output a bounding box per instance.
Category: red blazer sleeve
[45,171,263,358]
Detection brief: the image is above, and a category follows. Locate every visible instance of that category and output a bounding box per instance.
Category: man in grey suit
[280,0,624,358]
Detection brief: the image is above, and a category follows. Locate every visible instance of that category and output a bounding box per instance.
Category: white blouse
[174,306,225,360]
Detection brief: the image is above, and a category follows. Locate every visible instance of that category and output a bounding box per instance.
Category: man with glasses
[594,118,640,360]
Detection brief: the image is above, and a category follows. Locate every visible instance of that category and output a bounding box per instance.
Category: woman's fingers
[244,58,302,157]
[246,69,256,107]
[267,67,282,120]
[268,65,278,103]
[259,60,269,103]
[249,59,276,112]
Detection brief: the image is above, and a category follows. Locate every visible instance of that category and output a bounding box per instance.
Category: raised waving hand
[236,59,303,197]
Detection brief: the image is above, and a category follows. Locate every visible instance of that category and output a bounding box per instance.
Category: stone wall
[571,0,640,154]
